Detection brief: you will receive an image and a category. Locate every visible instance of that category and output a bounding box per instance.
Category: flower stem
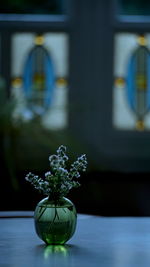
[37,206,47,221]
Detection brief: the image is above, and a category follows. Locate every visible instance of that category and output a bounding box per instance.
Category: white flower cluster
[25,172,50,195]
[25,145,87,200]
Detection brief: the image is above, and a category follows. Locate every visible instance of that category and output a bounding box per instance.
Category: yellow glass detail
[114,77,125,88]
[137,35,147,46]
[35,35,44,45]
[136,74,147,90]
[56,77,68,87]
[12,77,22,88]
[33,73,45,91]
[136,120,145,131]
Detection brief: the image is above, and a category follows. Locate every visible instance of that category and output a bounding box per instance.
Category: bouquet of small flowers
[25,145,87,200]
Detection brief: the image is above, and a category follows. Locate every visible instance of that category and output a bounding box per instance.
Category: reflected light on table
[44,245,69,259]
[35,243,81,266]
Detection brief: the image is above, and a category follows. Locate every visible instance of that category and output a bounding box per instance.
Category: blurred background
[1,0,150,215]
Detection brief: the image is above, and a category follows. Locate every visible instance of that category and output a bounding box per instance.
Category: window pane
[113,33,150,131]
[0,0,67,15]
[11,32,68,130]
[118,0,150,16]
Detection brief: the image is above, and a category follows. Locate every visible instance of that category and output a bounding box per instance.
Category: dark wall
[1,168,150,216]
[1,0,150,215]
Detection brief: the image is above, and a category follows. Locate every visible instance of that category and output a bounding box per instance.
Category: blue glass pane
[126,46,150,120]
[23,45,55,114]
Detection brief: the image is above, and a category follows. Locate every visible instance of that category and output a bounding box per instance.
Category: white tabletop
[0,212,150,267]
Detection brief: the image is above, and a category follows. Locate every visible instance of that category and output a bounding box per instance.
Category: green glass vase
[34,197,77,245]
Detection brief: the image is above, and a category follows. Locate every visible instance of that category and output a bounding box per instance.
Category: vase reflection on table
[25,145,87,245]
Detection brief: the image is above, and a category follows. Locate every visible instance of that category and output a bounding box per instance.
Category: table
[0,212,150,267]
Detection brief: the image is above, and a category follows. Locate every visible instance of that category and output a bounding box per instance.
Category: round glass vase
[34,196,77,245]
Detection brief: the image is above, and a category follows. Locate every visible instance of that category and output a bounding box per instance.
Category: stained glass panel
[11,33,68,130]
[113,33,150,131]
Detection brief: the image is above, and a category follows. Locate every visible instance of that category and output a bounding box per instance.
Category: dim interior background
[1,0,150,216]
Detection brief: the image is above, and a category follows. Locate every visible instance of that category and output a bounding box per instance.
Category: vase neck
[48,195,63,204]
